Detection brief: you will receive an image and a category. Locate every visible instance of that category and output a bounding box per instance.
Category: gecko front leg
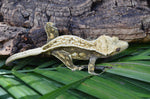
[52,50,84,71]
[88,57,98,75]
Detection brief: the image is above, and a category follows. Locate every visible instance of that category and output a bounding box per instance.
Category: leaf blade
[39,75,92,99]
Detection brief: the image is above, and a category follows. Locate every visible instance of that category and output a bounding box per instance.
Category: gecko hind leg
[52,50,84,71]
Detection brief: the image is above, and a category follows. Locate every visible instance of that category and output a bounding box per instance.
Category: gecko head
[96,35,128,56]
[45,22,55,27]
[44,22,57,31]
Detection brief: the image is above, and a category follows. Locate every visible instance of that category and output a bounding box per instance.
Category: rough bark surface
[0,0,150,55]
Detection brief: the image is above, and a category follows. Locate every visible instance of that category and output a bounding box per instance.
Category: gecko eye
[116,48,121,52]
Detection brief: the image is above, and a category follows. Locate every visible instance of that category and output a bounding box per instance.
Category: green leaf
[12,58,34,70]
[12,70,86,99]
[119,56,150,61]
[107,68,150,83]
[35,68,140,99]
[0,87,14,99]
[39,75,92,99]
[101,73,150,98]
[0,69,12,75]
[99,62,150,83]
[137,49,150,56]
[13,71,62,94]
[0,59,5,68]
[37,60,57,68]
[0,75,41,99]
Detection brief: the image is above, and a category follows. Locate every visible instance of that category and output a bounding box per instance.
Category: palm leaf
[0,43,150,99]
[39,75,93,99]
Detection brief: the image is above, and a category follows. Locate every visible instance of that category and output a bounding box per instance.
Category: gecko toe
[71,66,84,71]
[79,66,84,70]
[88,72,99,75]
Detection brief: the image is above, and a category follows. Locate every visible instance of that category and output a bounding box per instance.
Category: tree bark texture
[0,0,150,55]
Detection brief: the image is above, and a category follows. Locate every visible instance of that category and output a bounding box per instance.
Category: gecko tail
[5,47,44,66]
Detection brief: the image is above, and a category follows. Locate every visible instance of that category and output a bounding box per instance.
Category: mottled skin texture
[6,22,128,75]
[44,22,59,42]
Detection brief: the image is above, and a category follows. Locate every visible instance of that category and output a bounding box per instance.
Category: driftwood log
[0,0,150,55]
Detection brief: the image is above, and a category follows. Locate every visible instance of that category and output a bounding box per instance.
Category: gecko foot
[88,72,99,75]
[79,66,84,70]
[71,66,84,71]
